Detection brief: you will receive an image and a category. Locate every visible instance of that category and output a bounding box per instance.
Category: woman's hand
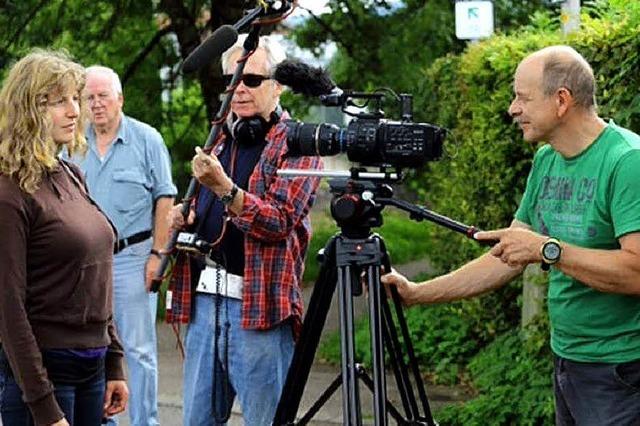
[103,380,129,416]
[50,418,70,426]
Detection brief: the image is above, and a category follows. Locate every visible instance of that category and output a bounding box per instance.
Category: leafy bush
[317,283,521,385]
[436,317,554,425]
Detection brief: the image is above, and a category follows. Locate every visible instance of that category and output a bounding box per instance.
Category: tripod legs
[338,262,364,424]
[273,233,436,426]
[272,239,339,425]
[364,259,388,425]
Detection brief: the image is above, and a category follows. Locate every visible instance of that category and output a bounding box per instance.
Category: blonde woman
[0,50,128,426]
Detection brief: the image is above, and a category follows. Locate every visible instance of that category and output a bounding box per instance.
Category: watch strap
[220,183,239,206]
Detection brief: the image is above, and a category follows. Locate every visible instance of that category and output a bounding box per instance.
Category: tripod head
[327,178,391,238]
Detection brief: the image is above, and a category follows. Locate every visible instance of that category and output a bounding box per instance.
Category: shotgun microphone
[182,25,239,73]
[273,59,338,97]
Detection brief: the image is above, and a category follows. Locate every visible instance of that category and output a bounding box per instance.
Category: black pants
[554,355,640,426]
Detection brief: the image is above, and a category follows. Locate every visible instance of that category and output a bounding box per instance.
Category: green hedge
[403,2,640,422]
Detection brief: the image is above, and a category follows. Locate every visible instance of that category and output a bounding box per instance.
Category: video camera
[284,90,445,169]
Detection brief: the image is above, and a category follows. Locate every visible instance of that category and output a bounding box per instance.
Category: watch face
[543,242,561,261]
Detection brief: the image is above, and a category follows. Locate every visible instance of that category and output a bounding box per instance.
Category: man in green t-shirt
[383,45,640,425]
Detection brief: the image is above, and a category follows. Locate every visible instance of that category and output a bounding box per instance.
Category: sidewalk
[118,259,468,425]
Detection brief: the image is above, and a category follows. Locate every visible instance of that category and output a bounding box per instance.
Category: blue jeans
[0,349,105,426]
[107,239,159,426]
[554,355,640,425]
[183,294,294,426]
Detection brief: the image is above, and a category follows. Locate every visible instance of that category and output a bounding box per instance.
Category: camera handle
[273,179,491,425]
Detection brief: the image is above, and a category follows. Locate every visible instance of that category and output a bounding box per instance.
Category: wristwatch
[220,183,239,206]
[540,238,562,271]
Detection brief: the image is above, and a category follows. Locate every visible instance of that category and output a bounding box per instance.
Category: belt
[196,260,243,300]
[114,230,152,254]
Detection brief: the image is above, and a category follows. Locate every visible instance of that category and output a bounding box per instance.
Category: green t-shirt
[515,121,640,363]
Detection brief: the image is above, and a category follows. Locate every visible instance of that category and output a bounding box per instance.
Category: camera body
[284,91,445,169]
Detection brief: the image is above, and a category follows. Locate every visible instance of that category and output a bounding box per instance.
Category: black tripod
[273,177,485,425]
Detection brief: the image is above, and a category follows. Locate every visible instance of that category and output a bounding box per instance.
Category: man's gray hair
[221,34,287,74]
[85,65,123,95]
[539,45,596,110]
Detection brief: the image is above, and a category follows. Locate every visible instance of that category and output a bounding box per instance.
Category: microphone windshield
[182,25,238,73]
[273,60,336,97]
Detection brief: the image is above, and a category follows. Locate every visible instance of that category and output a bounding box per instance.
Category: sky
[277,0,335,66]
[292,0,332,17]
[278,1,402,65]
[290,0,403,18]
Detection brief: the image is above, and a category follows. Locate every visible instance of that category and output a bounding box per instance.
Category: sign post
[561,0,580,35]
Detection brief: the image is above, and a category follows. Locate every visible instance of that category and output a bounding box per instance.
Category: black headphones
[226,106,282,147]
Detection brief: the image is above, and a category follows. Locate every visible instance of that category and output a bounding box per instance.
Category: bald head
[520,45,596,110]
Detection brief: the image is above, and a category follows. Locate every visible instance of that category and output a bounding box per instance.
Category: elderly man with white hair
[70,65,177,426]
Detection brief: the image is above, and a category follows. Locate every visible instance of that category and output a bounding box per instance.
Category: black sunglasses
[222,73,272,88]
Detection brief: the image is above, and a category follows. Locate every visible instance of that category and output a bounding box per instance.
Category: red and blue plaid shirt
[166,115,322,339]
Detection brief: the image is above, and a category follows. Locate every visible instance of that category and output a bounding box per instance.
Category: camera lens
[285,122,343,157]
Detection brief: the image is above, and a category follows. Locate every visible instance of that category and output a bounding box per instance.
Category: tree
[0,0,557,188]
[290,0,554,95]
[0,0,266,188]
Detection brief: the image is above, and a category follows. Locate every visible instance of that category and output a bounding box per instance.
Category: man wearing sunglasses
[167,35,323,425]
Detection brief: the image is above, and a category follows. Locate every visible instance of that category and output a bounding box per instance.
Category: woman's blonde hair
[0,49,87,193]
